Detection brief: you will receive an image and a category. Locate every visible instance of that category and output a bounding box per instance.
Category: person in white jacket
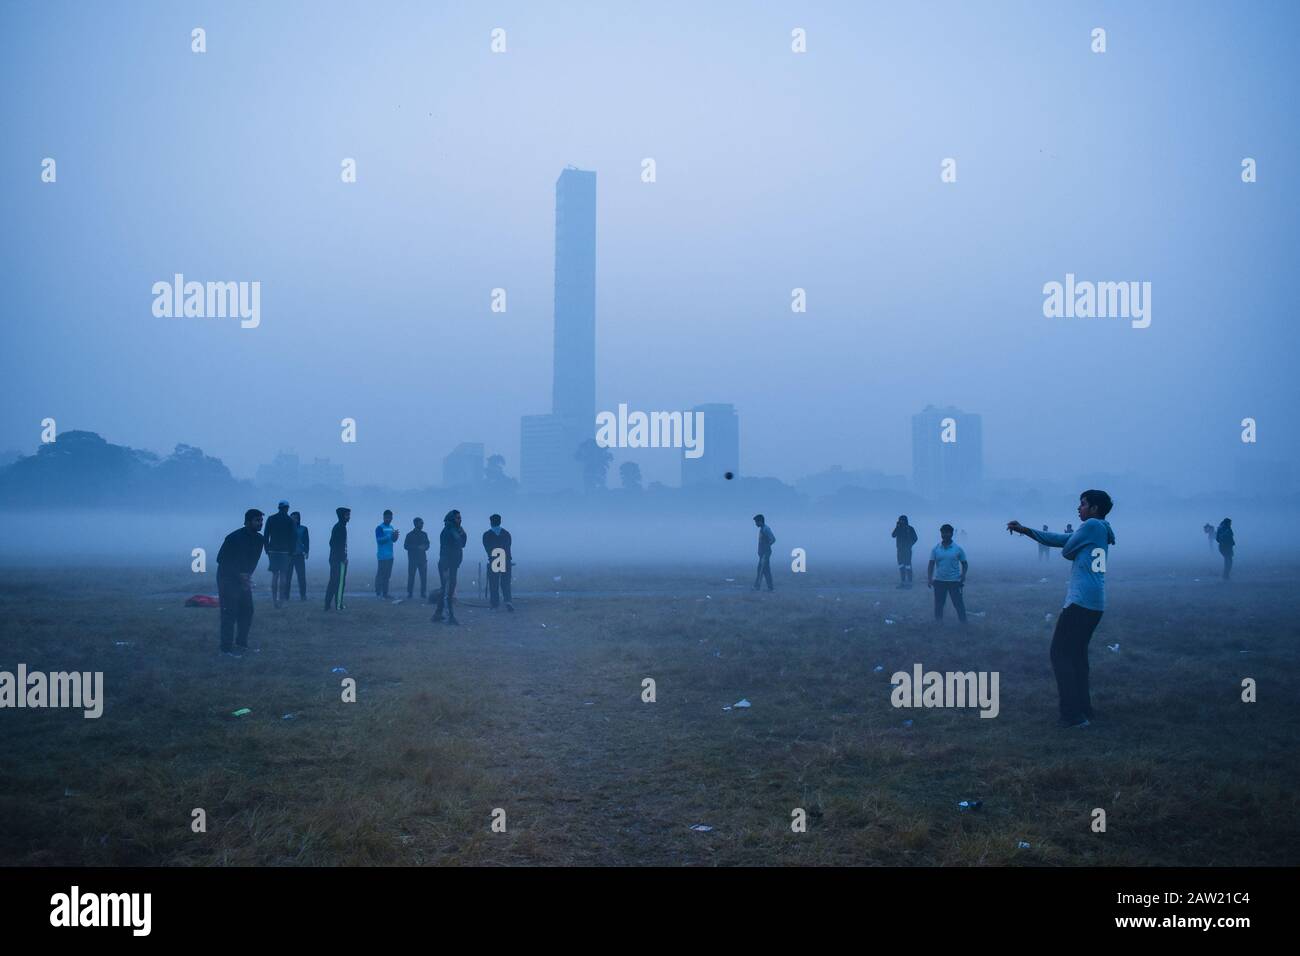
[1008,490,1116,728]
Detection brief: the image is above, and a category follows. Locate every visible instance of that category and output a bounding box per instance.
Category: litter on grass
[1017,841,1032,849]
[689,824,714,832]
[231,708,252,718]
[873,664,885,672]
[331,667,348,674]
[733,698,751,708]
[1107,643,1120,652]
[885,619,896,625]
[957,800,982,811]
[902,719,913,728]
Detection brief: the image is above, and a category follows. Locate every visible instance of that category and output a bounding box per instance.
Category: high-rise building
[911,405,983,501]
[442,442,485,490]
[255,451,344,490]
[520,415,584,494]
[551,166,597,426]
[681,403,739,487]
[521,167,597,493]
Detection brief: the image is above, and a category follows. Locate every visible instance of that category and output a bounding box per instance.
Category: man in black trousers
[216,509,265,656]
[290,510,309,601]
[482,513,514,611]
[432,509,467,625]
[404,516,430,600]
[264,500,296,608]
[324,507,351,611]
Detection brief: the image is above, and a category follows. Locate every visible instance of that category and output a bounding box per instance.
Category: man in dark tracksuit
[752,514,775,591]
[264,500,297,608]
[482,513,513,611]
[290,511,309,600]
[324,507,351,611]
[892,515,918,588]
[216,509,265,655]
[404,517,430,599]
[432,509,467,625]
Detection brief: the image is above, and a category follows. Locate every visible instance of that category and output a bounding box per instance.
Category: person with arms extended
[216,509,265,656]
[1008,489,1116,728]
[926,524,968,623]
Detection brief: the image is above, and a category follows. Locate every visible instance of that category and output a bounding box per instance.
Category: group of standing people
[214,503,517,655]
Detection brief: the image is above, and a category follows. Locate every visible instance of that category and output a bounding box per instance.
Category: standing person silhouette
[892,515,918,589]
[1216,518,1235,580]
[432,510,467,625]
[927,524,968,623]
[752,514,775,592]
[374,510,399,599]
[264,500,296,609]
[324,507,351,611]
[404,517,430,600]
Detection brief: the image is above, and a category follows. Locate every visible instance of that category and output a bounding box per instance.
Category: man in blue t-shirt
[926,524,968,622]
[374,510,399,599]
[1008,489,1116,728]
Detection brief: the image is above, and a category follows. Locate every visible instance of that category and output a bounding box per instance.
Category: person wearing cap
[432,509,467,624]
[216,508,265,655]
[289,511,310,600]
[325,507,351,611]
[374,510,400,599]
[891,515,918,589]
[264,500,296,608]
[482,513,513,611]
[404,517,430,600]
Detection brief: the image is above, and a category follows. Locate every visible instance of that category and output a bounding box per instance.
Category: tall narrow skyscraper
[551,167,597,426]
[521,167,597,493]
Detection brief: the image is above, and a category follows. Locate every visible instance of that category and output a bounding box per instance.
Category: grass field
[1,558,1297,866]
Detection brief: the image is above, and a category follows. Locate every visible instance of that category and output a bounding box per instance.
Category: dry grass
[1,559,1297,866]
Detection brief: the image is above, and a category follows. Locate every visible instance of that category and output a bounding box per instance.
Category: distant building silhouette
[256,451,344,490]
[796,465,908,498]
[911,405,982,501]
[443,442,485,490]
[520,166,597,493]
[681,403,739,487]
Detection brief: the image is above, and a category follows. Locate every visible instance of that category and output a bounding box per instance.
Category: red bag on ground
[185,595,220,608]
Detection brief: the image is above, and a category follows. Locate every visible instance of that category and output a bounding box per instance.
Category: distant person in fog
[1216,518,1235,580]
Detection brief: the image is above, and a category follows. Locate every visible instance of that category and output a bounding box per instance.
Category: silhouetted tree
[575,439,613,493]
[619,461,643,492]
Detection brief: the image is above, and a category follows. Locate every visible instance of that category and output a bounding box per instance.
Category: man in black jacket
[404,517,430,600]
[264,500,296,608]
[324,507,351,611]
[216,509,265,655]
[892,515,918,589]
[482,513,514,611]
[432,509,467,625]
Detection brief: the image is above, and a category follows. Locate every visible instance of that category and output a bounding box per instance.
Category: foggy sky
[2,1,1297,492]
